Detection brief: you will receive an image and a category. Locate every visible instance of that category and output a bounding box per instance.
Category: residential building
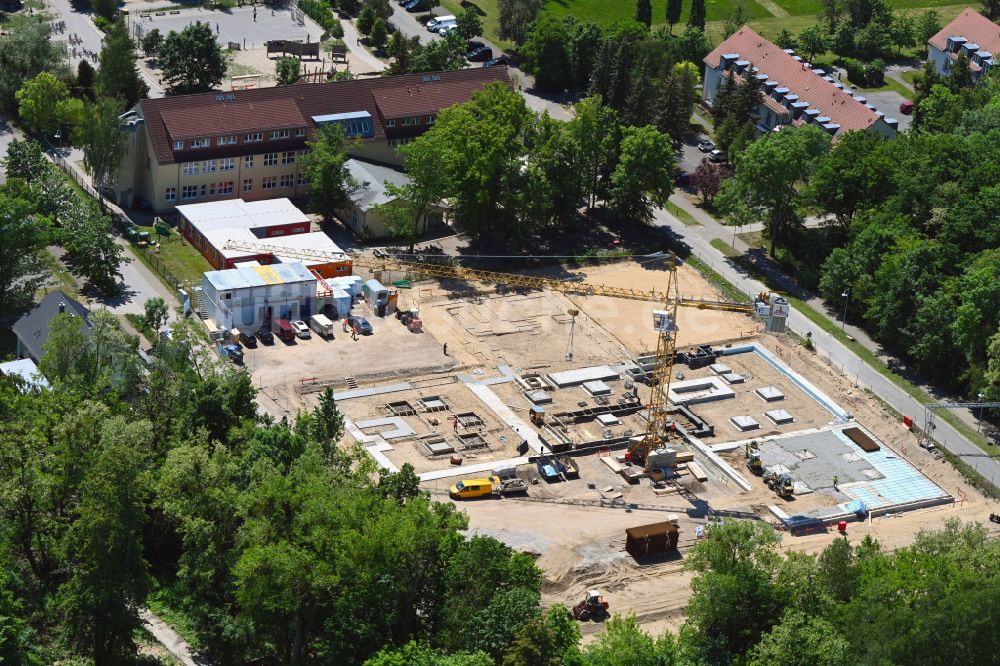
[176,198,352,278]
[927,8,999,78]
[340,159,447,239]
[703,27,898,139]
[116,67,510,212]
[11,290,91,362]
[201,262,322,332]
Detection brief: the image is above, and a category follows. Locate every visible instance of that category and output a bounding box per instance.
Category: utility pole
[841,289,850,332]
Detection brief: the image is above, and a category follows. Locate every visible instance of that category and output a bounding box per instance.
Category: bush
[298,0,343,35]
[840,57,885,87]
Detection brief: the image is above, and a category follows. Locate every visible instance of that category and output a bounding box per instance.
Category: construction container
[309,314,335,338]
[625,521,679,559]
[363,279,389,313]
[329,289,352,319]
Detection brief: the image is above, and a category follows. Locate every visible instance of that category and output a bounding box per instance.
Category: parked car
[899,100,914,115]
[483,55,511,68]
[436,24,456,34]
[291,320,311,339]
[347,315,373,335]
[467,45,492,61]
[708,149,728,163]
[222,344,243,364]
[403,0,431,10]
[697,139,716,152]
[239,330,257,348]
[675,171,694,188]
[256,327,274,344]
[272,318,295,342]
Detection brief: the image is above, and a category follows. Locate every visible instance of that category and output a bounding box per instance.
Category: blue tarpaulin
[846,499,868,516]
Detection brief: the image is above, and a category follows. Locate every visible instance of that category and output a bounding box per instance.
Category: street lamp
[54,130,61,154]
[841,289,850,332]
[979,391,986,433]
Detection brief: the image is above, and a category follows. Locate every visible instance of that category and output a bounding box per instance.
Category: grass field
[132,226,212,288]
[456,0,972,60]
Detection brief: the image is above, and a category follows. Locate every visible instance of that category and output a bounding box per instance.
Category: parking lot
[241,307,455,413]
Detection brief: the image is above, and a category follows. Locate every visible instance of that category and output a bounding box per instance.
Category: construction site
[207,244,996,638]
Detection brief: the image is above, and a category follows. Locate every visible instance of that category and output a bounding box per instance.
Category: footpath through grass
[706,238,993,456]
[666,201,702,227]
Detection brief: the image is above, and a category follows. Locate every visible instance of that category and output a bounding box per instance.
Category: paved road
[0,116,17,183]
[654,198,1000,486]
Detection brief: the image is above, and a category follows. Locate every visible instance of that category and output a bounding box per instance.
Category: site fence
[50,152,187,293]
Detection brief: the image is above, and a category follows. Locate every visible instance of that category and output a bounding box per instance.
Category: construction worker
[443,342,448,356]
[833,475,839,489]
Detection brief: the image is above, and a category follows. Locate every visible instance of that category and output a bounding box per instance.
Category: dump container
[272,318,295,342]
[625,521,679,558]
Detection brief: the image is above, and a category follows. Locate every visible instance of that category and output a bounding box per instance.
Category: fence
[49,151,187,294]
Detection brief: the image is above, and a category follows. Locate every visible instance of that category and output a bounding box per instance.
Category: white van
[434,20,457,34]
[309,314,335,339]
[426,14,455,31]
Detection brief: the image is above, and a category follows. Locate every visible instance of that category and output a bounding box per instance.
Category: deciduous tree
[456,7,483,40]
[80,96,127,208]
[275,56,301,85]
[497,0,542,45]
[95,20,147,106]
[300,123,354,222]
[158,22,226,93]
[15,72,70,138]
[608,125,675,225]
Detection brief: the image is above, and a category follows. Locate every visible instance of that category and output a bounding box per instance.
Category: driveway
[863,88,911,131]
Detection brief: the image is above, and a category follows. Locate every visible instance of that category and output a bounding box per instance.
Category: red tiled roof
[928,8,1000,57]
[161,98,307,140]
[762,94,789,116]
[139,67,510,165]
[704,26,881,133]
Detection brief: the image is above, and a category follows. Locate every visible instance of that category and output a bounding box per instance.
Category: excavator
[222,240,790,468]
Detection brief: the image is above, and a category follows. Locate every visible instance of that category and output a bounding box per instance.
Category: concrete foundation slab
[426,440,455,455]
[722,373,745,384]
[597,414,621,426]
[547,365,619,388]
[526,389,553,404]
[764,409,794,424]
[756,386,785,402]
[668,376,736,405]
[355,416,416,440]
[710,363,731,375]
[583,380,612,396]
[730,415,761,431]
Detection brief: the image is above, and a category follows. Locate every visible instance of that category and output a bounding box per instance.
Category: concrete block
[730,415,761,431]
[764,409,794,424]
[756,386,785,402]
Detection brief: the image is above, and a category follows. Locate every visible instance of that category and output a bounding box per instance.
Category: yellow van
[449,476,499,500]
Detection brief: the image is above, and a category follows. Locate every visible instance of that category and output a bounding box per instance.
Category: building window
[426,115,436,124]
[219,181,234,195]
[281,151,295,165]
[173,140,184,150]
[295,128,305,137]
[219,157,235,171]
[264,153,278,166]
[388,139,397,148]
[209,182,216,196]
[271,229,285,236]
[280,174,294,188]
[246,132,263,142]
[199,184,207,198]
[297,172,307,185]
[165,187,176,202]
[243,178,253,192]
[244,155,254,168]
[218,135,236,145]
[183,162,199,176]
[386,119,396,128]
[262,176,277,190]
[270,129,290,139]
[181,185,197,199]
[203,160,216,173]
[191,138,210,148]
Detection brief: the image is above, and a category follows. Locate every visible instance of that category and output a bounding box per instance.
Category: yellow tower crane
[222,241,788,465]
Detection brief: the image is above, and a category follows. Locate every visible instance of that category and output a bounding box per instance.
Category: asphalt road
[652,203,1000,487]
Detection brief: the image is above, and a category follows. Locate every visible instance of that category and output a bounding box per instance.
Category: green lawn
[666,201,702,227]
[710,237,740,257]
[853,75,915,100]
[132,226,212,289]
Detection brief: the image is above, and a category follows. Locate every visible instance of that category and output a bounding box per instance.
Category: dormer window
[191,138,209,148]
[386,119,396,128]
[173,140,184,150]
